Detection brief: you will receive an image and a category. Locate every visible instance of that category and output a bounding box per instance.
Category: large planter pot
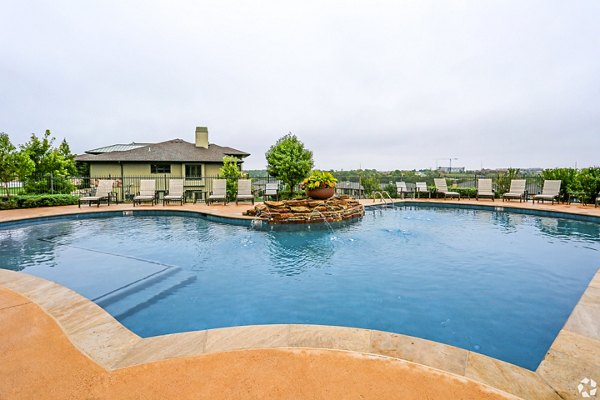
[305,187,335,200]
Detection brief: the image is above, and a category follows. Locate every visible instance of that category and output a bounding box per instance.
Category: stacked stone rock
[244,196,364,224]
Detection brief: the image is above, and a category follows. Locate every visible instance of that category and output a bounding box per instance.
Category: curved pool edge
[2,198,600,230]
[3,268,595,399]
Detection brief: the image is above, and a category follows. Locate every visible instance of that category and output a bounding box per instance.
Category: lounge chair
[434,178,460,200]
[78,180,115,208]
[395,182,410,199]
[502,179,527,202]
[236,179,254,205]
[414,182,430,198]
[264,183,279,201]
[533,180,561,204]
[163,179,184,206]
[133,180,156,206]
[476,179,495,201]
[596,192,600,208]
[207,179,227,205]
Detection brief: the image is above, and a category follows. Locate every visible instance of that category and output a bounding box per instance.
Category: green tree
[359,170,381,197]
[265,133,314,197]
[0,133,34,198]
[219,156,242,201]
[20,130,77,194]
[574,167,600,204]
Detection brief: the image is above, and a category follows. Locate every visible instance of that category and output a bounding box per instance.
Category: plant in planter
[301,170,337,199]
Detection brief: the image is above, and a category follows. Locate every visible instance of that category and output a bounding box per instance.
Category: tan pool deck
[1,198,600,399]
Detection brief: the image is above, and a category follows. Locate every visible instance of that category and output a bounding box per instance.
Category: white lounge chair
[476,179,495,201]
[415,182,430,198]
[133,180,156,206]
[434,178,460,200]
[264,183,279,201]
[533,180,561,204]
[163,179,184,206]
[78,180,115,207]
[236,179,254,205]
[207,179,227,205]
[395,181,410,199]
[502,179,527,202]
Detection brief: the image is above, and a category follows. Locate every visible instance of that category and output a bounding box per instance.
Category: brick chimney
[195,127,208,148]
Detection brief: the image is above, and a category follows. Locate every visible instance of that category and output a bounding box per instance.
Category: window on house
[151,163,171,173]
[185,164,202,178]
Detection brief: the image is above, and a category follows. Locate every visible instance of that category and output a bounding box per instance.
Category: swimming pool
[1,206,599,370]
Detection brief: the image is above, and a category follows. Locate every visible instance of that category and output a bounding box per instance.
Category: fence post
[50,172,54,194]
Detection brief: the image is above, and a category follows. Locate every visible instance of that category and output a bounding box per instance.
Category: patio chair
[476,179,495,201]
[414,182,430,198]
[78,180,115,208]
[133,180,156,206]
[533,180,561,205]
[207,179,227,205]
[163,179,184,206]
[236,179,254,205]
[264,182,279,201]
[502,179,527,202]
[434,178,460,200]
[395,181,410,199]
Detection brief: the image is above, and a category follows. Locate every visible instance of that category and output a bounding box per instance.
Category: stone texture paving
[2,199,600,398]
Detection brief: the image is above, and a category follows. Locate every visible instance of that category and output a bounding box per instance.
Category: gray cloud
[1,0,599,171]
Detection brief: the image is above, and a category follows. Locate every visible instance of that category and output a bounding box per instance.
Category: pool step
[95,267,196,319]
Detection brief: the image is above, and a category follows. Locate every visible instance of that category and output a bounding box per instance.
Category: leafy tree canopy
[21,130,77,177]
[265,133,314,196]
[20,130,77,194]
[219,156,242,201]
[0,133,34,197]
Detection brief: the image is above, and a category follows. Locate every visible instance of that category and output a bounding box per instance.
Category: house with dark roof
[76,126,250,180]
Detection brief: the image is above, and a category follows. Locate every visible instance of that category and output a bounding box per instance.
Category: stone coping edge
[2,198,600,231]
[3,268,591,399]
[364,200,600,224]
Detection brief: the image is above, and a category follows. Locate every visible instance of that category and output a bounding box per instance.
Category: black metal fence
[2,174,283,202]
[2,173,545,201]
[330,173,545,199]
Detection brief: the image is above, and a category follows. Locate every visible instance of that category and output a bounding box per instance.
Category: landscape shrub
[0,194,78,209]
[574,167,600,203]
[454,187,478,199]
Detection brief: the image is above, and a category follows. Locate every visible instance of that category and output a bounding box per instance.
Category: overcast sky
[1,1,599,171]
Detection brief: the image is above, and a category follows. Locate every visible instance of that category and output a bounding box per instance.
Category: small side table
[155,189,167,203]
[185,190,204,204]
[567,191,587,205]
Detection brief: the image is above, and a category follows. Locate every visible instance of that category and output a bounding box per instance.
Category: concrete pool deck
[1,198,600,399]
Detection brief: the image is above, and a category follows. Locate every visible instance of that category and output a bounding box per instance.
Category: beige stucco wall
[88,162,242,177]
[85,161,245,200]
[89,164,121,177]
[204,164,221,177]
[90,163,198,178]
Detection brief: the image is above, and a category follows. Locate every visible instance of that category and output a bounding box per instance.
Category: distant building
[437,166,465,173]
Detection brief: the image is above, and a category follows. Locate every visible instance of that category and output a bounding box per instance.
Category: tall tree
[0,133,34,198]
[219,156,242,201]
[265,133,314,197]
[20,130,77,194]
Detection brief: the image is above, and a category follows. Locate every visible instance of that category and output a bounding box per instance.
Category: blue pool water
[1,206,599,370]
